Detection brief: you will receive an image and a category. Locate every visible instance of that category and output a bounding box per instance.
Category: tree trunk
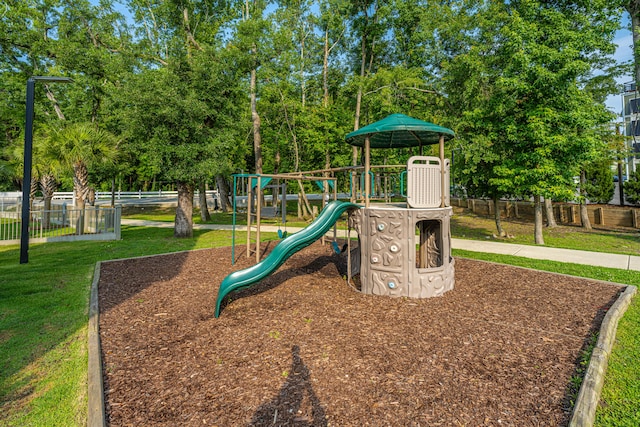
[323,151,331,208]
[323,29,330,108]
[73,161,91,208]
[297,180,312,219]
[493,195,505,237]
[215,174,232,212]
[352,24,367,167]
[618,161,625,206]
[300,28,306,107]
[579,169,592,230]
[533,194,545,245]
[41,174,56,229]
[198,180,210,222]
[29,178,38,211]
[544,197,557,227]
[579,202,591,230]
[250,66,262,175]
[44,84,66,120]
[175,181,194,238]
[73,162,91,234]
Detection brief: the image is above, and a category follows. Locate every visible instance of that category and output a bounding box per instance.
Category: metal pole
[20,78,35,264]
[19,76,72,264]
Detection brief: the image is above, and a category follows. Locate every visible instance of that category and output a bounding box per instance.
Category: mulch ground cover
[98,241,624,426]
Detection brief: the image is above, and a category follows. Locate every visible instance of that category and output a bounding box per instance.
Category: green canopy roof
[345,113,455,148]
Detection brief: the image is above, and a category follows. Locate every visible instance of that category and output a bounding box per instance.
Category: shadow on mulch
[98,242,625,426]
[250,345,327,427]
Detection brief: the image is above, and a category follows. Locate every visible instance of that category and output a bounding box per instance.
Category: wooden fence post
[597,207,605,226]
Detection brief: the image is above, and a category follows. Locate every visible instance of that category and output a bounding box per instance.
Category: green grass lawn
[595,294,640,426]
[0,226,277,426]
[124,197,354,228]
[1,212,638,426]
[125,205,640,256]
[451,208,640,256]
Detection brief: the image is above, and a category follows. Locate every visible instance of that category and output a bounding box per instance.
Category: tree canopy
[0,0,630,236]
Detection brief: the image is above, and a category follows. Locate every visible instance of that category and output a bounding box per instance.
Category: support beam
[439,134,445,208]
[364,136,371,208]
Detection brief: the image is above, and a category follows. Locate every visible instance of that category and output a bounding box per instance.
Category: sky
[607,27,634,117]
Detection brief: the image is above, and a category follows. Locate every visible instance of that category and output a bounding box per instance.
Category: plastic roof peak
[345,113,455,148]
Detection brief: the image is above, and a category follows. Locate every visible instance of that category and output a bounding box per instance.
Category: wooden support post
[439,134,445,208]
[633,209,639,228]
[350,171,356,203]
[597,207,604,226]
[364,136,371,208]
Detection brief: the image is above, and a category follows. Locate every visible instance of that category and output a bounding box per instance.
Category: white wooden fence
[51,189,219,203]
[0,205,121,244]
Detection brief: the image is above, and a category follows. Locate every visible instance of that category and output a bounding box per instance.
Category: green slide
[215,200,360,317]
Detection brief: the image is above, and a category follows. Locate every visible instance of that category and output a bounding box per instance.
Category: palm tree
[48,122,118,210]
[32,128,66,228]
[4,138,39,211]
[47,122,118,232]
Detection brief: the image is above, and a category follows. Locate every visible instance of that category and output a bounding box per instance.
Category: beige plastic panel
[355,206,455,299]
[406,156,450,208]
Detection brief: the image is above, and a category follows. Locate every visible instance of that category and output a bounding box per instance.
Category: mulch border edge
[87,247,225,427]
[86,252,638,427]
[88,261,106,427]
[568,284,638,427]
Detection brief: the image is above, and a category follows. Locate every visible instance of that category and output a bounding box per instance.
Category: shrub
[624,170,640,205]
[583,160,614,204]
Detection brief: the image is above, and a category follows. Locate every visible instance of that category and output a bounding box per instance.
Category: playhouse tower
[345,114,455,298]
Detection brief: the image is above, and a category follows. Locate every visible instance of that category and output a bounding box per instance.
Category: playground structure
[216,113,455,317]
[344,114,455,299]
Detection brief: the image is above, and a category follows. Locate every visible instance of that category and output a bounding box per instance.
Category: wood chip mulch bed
[98,241,624,426]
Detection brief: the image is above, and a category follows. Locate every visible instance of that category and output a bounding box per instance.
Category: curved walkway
[121,219,640,271]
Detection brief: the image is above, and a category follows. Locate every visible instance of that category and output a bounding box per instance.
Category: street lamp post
[20,76,73,264]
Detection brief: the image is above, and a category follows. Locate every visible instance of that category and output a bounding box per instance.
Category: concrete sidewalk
[121,219,640,272]
[452,238,640,272]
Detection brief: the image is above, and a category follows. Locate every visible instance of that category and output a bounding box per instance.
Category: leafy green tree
[117,0,245,236]
[117,55,244,236]
[441,0,619,244]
